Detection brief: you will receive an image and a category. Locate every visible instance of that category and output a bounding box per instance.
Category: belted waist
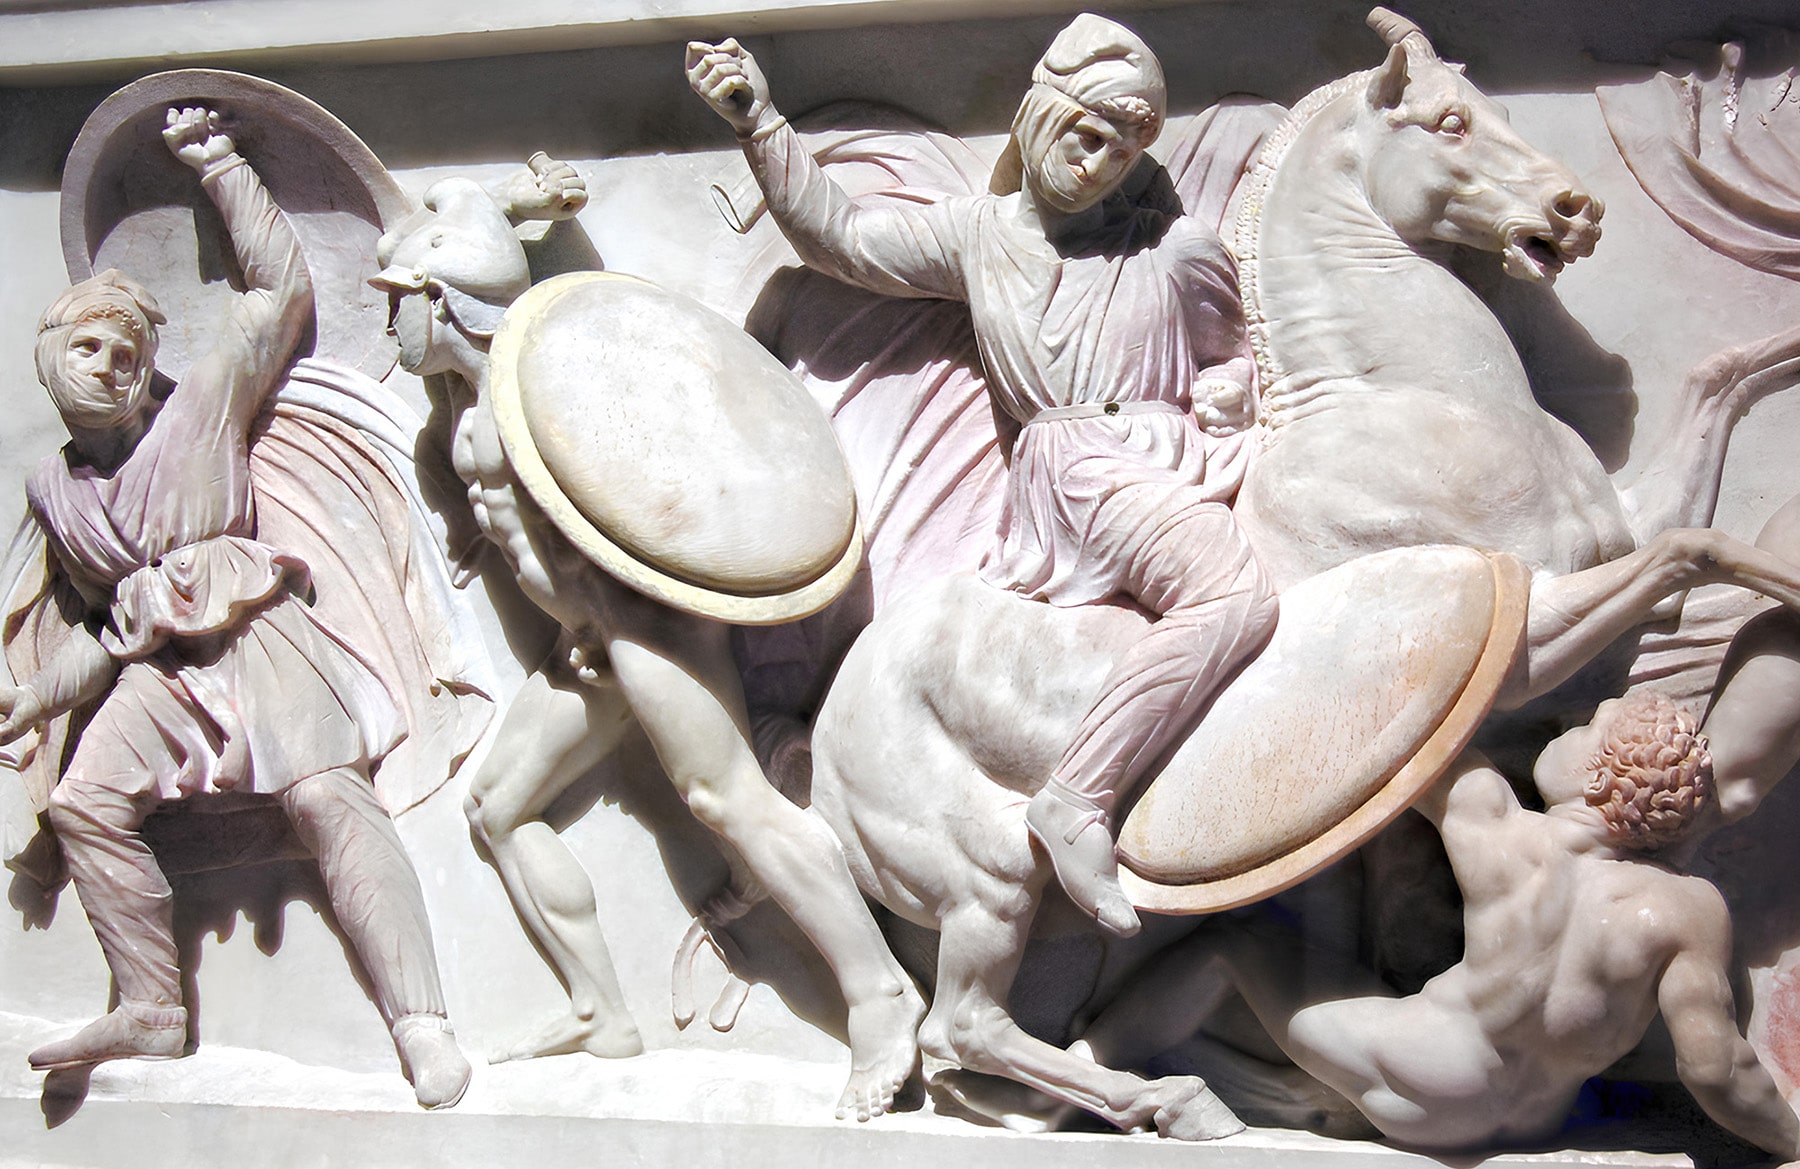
[1023,400,1185,426]
[105,534,308,661]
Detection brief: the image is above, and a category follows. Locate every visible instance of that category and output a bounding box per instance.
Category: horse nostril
[1552,190,1595,222]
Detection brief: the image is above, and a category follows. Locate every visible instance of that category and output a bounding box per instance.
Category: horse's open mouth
[1501,228,1567,282]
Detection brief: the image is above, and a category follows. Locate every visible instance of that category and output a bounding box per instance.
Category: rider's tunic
[741,122,1256,602]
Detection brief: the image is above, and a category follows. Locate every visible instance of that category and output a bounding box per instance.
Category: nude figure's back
[1355,815,1720,1149]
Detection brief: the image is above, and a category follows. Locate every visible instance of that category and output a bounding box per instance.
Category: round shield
[1118,545,1529,914]
[61,69,413,384]
[489,271,863,625]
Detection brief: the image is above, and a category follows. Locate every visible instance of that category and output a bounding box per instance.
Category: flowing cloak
[2,358,494,883]
[728,100,1282,715]
[1598,33,1800,280]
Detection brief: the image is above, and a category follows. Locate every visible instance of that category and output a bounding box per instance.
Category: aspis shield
[489,272,863,624]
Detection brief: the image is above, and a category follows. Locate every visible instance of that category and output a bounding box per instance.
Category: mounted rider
[688,14,1279,936]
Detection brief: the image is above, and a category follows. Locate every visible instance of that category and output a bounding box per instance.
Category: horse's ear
[1366,42,1409,109]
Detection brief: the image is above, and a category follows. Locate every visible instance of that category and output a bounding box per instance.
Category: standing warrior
[0,108,470,1108]
[369,165,924,1119]
[688,16,1278,937]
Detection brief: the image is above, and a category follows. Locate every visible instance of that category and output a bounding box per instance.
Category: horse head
[1353,7,1602,282]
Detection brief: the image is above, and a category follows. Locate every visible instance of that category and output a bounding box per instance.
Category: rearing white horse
[801,6,1800,1141]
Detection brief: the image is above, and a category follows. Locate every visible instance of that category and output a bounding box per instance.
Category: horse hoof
[1151,1077,1246,1142]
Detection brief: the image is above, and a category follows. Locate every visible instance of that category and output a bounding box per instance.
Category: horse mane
[1235,69,1375,412]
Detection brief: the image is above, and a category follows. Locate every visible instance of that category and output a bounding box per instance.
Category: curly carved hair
[1584,690,1712,851]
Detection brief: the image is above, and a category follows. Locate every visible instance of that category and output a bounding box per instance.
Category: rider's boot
[394,1013,473,1110]
[29,1001,188,1071]
[1025,778,1141,937]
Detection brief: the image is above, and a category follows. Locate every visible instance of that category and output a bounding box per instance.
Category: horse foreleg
[1618,324,1800,539]
[1501,527,1800,708]
[920,897,1244,1141]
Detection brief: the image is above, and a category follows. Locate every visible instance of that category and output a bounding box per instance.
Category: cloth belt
[1024,399,1185,426]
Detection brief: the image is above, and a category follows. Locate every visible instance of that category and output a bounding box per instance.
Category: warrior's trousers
[45,765,448,1027]
[1051,498,1277,809]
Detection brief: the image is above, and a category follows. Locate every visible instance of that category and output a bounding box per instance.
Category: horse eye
[1435,112,1468,137]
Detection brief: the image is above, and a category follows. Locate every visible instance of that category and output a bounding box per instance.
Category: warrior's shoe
[28,1001,188,1071]
[1024,779,1141,937]
[394,1012,473,1110]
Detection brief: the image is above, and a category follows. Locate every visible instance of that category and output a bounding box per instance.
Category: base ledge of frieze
[0,1012,1731,1169]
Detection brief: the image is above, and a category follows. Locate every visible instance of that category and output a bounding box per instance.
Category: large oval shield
[1118,545,1528,914]
[490,271,863,624]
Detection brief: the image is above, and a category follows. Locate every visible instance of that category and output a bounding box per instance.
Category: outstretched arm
[0,620,115,747]
[686,39,966,301]
[1661,905,1800,1160]
[163,106,314,433]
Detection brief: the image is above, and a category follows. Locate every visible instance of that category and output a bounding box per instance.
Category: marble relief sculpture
[691,5,1800,1146]
[13,5,1800,1165]
[689,16,1279,944]
[0,108,473,1108]
[368,160,927,1120]
[1065,689,1800,1160]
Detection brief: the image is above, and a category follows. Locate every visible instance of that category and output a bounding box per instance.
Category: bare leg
[464,665,644,1061]
[1503,528,1800,707]
[598,582,923,1120]
[281,767,471,1108]
[919,895,1243,1140]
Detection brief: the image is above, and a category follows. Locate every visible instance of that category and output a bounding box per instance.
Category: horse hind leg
[919,895,1245,1141]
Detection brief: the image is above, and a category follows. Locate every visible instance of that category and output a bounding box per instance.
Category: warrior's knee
[683,781,738,836]
[463,784,515,844]
[46,777,135,839]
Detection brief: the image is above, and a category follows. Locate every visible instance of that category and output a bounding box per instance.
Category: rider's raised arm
[687,40,967,302]
[163,107,314,432]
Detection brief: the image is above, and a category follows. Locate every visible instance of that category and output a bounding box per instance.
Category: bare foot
[490,1010,644,1063]
[836,984,927,1121]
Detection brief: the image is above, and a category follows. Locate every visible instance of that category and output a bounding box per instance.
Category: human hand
[493,153,589,222]
[527,153,588,218]
[0,684,45,747]
[1194,357,1257,437]
[686,38,772,135]
[162,106,236,172]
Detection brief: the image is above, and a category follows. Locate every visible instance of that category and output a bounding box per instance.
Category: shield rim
[1118,548,1531,915]
[59,67,415,384]
[63,67,415,277]
[489,270,865,626]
